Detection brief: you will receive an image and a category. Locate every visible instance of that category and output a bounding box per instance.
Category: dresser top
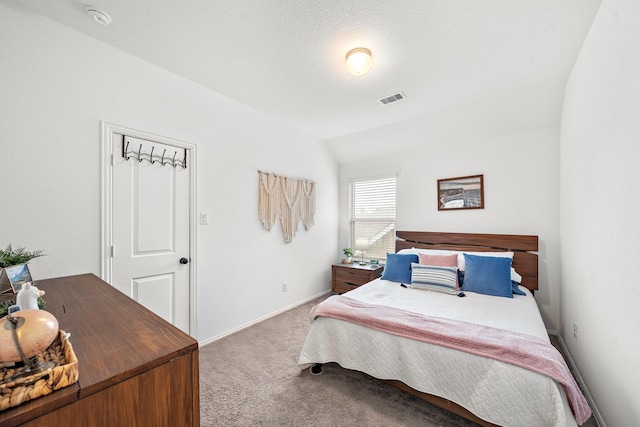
[0,273,197,425]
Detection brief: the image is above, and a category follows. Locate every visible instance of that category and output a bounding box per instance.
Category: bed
[298,231,591,427]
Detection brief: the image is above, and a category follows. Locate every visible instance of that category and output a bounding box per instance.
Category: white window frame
[348,175,397,262]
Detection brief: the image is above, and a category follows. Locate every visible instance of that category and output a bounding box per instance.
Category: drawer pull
[346,282,358,287]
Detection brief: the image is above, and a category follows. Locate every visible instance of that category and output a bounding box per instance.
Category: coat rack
[122,136,187,169]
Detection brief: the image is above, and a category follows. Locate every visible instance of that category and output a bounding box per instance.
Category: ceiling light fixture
[345,48,373,76]
[84,5,112,26]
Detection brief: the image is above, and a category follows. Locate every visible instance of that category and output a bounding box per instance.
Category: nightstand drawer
[331,263,384,294]
[334,268,372,286]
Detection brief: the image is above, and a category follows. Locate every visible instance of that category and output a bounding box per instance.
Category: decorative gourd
[0,310,59,363]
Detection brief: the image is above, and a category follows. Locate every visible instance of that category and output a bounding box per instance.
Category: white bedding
[298,278,579,427]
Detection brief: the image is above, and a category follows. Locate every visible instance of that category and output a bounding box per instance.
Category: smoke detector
[378,92,407,105]
[84,5,112,26]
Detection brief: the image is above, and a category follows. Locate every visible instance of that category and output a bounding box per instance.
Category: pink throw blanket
[312,295,592,425]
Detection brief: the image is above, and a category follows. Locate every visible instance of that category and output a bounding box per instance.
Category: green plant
[343,247,354,257]
[0,298,46,318]
[0,244,45,268]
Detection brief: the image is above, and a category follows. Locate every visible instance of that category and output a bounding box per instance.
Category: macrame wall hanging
[258,171,316,243]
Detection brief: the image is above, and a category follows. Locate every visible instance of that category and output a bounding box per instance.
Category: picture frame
[0,263,33,294]
[437,174,484,211]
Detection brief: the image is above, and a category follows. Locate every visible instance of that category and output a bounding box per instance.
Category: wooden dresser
[331,263,384,294]
[0,273,199,427]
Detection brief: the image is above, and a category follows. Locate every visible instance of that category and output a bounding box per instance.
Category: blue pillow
[461,254,513,298]
[458,269,526,296]
[381,253,418,284]
[512,280,526,296]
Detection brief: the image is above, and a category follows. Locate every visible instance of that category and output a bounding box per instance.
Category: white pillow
[458,251,514,270]
[397,248,460,257]
[511,268,523,283]
[397,248,522,283]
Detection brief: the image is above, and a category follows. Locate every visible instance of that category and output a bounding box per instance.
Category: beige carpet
[199,295,597,426]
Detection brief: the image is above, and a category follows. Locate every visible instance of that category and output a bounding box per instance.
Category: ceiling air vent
[378,91,407,105]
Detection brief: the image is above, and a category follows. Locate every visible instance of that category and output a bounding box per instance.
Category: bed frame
[388,230,539,426]
[396,230,539,292]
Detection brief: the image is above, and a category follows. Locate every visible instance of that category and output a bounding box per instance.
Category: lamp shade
[345,48,373,76]
[355,238,369,251]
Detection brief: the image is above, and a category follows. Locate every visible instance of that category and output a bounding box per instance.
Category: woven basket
[0,330,78,411]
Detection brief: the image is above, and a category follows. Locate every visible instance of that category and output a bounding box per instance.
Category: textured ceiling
[9,0,601,143]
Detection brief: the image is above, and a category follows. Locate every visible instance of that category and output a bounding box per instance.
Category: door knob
[179,257,189,264]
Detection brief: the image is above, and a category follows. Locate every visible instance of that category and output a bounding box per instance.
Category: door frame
[100,121,198,337]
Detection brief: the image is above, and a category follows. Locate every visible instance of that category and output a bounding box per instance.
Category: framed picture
[0,263,33,294]
[437,174,484,211]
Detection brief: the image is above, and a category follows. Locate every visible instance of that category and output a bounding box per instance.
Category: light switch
[200,212,209,225]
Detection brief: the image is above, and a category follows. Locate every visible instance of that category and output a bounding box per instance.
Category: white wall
[0,4,338,342]
[339,127,563,329]
[560,0,640,425]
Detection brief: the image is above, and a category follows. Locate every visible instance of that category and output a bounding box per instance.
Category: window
[349,176,397,262]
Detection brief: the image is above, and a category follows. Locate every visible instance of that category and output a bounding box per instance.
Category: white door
[111,133,191,333]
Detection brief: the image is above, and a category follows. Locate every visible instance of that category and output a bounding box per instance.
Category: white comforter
[298,278,579,427]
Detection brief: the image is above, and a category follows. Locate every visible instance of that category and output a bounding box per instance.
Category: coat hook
[121,136,188,169]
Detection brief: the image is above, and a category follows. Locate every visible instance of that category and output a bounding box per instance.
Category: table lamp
[355,238,369,265]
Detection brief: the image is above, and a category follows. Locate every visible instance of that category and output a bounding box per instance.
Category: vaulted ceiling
[12,1,601,147]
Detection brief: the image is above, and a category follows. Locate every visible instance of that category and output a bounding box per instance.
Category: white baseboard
[549,331,606,427]
[199,290,331,348]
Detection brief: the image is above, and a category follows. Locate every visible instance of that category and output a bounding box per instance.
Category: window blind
[349,176,397,262]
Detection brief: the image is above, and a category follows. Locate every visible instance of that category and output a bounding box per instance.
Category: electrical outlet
[282,282,287,292]
[573,323,578,340]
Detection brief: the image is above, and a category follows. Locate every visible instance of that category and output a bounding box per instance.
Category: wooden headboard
[395,231,539,292]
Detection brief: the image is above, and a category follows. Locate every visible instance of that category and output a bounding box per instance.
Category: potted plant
[0,244,45,268]
[0,244,46,316]
[342,247,355,264]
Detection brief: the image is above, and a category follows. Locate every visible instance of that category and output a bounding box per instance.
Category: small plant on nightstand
[342,248,354,264]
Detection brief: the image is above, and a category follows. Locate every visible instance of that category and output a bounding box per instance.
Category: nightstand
[332,262,384,294]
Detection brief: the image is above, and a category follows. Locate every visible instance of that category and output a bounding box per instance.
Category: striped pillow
[409,263,459,294]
